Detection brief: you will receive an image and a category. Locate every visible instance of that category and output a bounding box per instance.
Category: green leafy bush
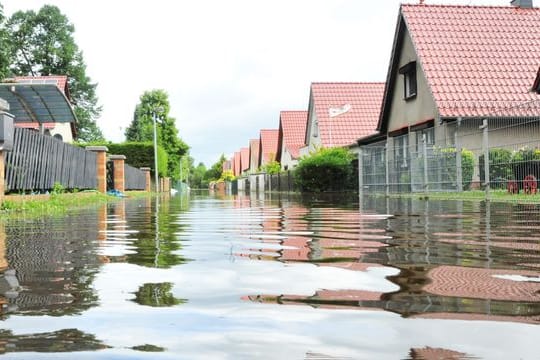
[436,147,474,190]
[479,148,513,187]
[260,160,281,175]
[294,147,354,192]
[511,147,540,163]
[78,142,168,177]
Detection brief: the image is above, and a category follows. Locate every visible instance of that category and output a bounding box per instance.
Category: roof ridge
[311,81,385,85]
[402,3,539,9]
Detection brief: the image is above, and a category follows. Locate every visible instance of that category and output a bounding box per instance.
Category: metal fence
[5,127,97,192]
[360,100,540,196]
[124,164,146,190]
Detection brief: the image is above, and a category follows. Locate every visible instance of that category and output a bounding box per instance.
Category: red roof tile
[233,151,241,177]
[259,129,279,165]
[240,147,249,172]
[13,75,69,97]
[279,110,308,159]
[401,4,540,117]
[249,139,260,171]
[311,82,384,147]
[222,160,232,172]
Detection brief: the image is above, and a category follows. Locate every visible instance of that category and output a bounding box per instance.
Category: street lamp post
[152,107,164,193]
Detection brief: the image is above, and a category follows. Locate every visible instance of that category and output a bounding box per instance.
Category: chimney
[511,0,533,8]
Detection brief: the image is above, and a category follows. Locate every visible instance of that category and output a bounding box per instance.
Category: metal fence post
[358,148,364,204]
[385,143,390,197]
[481,119,490,200]
[422,133,428,195]
[455,118,463,192]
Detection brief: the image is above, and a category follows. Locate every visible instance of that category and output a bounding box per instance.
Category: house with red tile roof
[258,129,279,168]
[249,139,260,173]
[0,75,77,142]
[299,82,385,157]
[240,147,250,174]
[233,151,241,177]
[276,110,308,170]
[222,159,232,173]
[359,2,540,190]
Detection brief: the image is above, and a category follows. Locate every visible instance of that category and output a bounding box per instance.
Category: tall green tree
[190,162,208,189]
[0,4,11,80]
[205,154,226,182]
[125,89,189,181]
[5,5,104,142]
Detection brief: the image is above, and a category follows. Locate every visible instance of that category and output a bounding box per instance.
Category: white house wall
[51,123,74,143]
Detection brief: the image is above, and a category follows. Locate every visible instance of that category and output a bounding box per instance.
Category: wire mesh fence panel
[361,142,386,193]
[358,100,540,195]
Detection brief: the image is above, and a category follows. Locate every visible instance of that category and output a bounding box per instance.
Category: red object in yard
[507,180,519,194]
[523,175,537,194]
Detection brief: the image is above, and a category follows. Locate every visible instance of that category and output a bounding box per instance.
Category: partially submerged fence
[124,164,147,190]
[5,127,97,192]
[360,100,540,196]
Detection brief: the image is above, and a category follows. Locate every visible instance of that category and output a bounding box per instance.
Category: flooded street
[0,192,539,359]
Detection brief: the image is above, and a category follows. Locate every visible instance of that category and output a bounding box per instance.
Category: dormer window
[399,61,417,100]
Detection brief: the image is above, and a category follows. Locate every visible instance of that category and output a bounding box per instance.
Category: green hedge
[294,147,354,192]
[78,142,168,177]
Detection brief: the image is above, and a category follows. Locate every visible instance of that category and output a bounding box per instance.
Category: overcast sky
[3,0,505,166]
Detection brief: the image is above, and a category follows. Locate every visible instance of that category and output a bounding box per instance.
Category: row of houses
[224,0,540,193]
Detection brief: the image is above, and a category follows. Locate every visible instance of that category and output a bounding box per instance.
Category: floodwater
[0,192,539,360]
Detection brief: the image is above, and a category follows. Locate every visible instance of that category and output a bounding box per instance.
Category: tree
[0,5,11,80]
[125,89,189,181]
[205,154,226,182]
[189,162,208,189]
[5,5,104,142]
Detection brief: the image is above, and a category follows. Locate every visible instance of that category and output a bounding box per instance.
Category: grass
[386,189,540,204]
[0,191,151,219]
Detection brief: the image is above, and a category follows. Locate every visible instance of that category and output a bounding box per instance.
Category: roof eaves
[378,6,406,134]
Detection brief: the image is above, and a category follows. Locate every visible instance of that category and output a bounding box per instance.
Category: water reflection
[235,195,540,324]
[0,328,110,354]
[0,191,538,359]
[131,282,186,307]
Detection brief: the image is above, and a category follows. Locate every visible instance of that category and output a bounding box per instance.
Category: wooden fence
[124,164,146,190]
[5,128,97,192]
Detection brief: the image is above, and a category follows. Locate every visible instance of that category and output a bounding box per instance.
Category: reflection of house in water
[361,199,540,323]
[408,347,469,360]
[242,203,394,308]
[243,198,540,323]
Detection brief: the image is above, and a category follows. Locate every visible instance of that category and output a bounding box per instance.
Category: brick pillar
[163,177,170,192]
[110,155,126,192]
[86,146,108,193]
[140,167,151,192]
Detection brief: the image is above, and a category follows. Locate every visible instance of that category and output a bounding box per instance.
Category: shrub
[78,142,168,177]
[479,148,513,187]
[260,160,281,175]
[294,147,354,192]
[436,147,474,189]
